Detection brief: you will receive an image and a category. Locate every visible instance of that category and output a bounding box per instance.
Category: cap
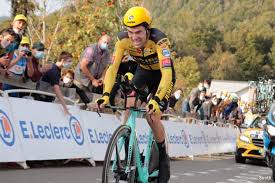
[13,14,28,23]
[32,42,45,51]
[20,36,30,45]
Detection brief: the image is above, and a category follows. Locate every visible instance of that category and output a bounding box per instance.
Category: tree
[174,56,201,94]
[206,46,242,80]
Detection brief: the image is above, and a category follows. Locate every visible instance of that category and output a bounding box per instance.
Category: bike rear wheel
[102,125,136,183]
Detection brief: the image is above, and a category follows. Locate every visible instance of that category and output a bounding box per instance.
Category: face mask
[204,84,209,89]
[34,51,45,59]
[199,96,205,100]
[13,28,24,35]
[212,100,218,105]
[99,42,108,50]
[63,76,72,84]
[221,95,226,100]
[174,91,181,100]
[198,86,204,91]
[1,38,11,49]
[18,45,30,52]
[63,62,72,69]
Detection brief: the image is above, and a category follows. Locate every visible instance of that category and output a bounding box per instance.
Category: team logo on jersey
[161,58,171,68]
[162,49,170,57]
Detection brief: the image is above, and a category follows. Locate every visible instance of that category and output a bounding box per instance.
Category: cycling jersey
[104,28,174,101]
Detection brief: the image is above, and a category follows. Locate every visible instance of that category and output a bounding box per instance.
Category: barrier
[0,91,240,167]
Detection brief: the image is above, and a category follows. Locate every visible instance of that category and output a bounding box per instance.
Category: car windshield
[249,116,266,129]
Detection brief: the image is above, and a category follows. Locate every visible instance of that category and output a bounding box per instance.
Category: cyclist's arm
[153,40,173,101]
[103,40,125,95]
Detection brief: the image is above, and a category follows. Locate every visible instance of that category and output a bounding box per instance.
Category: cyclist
[97,6,175,183]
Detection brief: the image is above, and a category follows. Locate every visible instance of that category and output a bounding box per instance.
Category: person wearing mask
[60,70,90,107]
[74,34,111,101]
[182,82,206,114]
[2,36,31,96]
[36,51,73,115]
[0,28,17,70]
[5,14,28,54]
[199,96,219,120]
[25,42,46,82]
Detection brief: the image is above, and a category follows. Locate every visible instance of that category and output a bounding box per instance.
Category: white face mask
[212,100,218,105]
[174,90,181,100]
[13,28,24,35]
[199,96,205,100]
[221,95,226,100]
[63,76,72,84]
[99,42,108,50]
[204,84,209,89]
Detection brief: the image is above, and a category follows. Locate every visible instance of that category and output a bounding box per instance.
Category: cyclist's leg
[146,69,175,183]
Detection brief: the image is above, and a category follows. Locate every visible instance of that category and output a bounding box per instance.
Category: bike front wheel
[102,125,136,183]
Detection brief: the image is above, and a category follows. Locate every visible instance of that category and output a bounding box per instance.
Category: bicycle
[98,81,160,183]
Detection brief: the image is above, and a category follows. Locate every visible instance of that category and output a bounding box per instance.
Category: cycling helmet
[123,7,152,28]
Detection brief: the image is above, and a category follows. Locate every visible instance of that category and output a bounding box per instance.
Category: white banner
[0,96,240,163]
[0,97,25,162]
[8,97,93,160]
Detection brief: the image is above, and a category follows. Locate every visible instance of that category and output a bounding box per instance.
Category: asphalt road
[0,155,273,183]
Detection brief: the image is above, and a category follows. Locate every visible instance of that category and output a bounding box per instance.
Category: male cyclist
[97,7,175,183]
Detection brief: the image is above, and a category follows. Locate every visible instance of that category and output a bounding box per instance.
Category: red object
[161,58,171,67]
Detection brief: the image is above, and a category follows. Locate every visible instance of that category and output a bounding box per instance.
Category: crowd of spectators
[180,80,244,127]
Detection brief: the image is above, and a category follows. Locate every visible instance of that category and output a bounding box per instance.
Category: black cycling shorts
[131,65,176,112]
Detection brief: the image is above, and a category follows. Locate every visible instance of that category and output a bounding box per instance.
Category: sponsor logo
[69,116,84,145]
[0,109,15,146]
[19,116,84,145]
[128,15,134,21]
[162,49,170,57]
[161,58,171,67]
[181,129,190,148]
[87,129,112,144]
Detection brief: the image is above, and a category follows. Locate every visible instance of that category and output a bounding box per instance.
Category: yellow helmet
[14,14,28,23]
[20,36,30,45]
[123,7,152,28]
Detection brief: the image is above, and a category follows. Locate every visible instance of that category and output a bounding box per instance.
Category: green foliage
[174,56,201,94]
[145,0,275,81]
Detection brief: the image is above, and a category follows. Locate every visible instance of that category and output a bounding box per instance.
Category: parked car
[235,114,266,163]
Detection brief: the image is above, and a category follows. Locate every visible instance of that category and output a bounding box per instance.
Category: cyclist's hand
[147,99,161,114]
[96,95,110,110]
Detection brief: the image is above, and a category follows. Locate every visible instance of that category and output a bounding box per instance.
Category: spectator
[2,36,31,96]
[0,28,17,69]
[223,93,239,119]
[60,70,90,106]
[228,104,244,127]
[182,82,206,114]
[198,96,219,120]
[36,51,73,115]
[25,41,46,82]
[6,14,28,54]
[169,89,183,110]
[74,34,111,101]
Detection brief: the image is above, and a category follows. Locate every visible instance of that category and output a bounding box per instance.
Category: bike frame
[113,109,159,183]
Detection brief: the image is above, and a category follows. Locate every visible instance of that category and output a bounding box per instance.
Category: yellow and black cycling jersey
[104,28,174,101]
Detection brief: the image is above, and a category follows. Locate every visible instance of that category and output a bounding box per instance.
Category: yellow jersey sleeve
[103,39,125,95]
[154,38,173,101]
